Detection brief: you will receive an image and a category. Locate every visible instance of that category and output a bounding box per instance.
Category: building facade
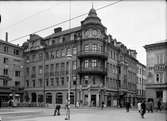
[0,38,24,102]
[137,62,146,101]
[144,40,167,107]
[22,8,138,107]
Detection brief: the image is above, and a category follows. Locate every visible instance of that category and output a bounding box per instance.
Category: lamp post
[65,54,72,120]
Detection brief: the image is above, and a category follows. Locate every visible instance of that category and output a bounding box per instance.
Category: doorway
[91,95,96,107]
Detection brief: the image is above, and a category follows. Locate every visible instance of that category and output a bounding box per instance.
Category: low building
[144,39,167,107]
[0,34,24,103]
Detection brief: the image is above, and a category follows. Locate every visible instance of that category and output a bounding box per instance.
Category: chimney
[5,32,8,42]
[54,27,62,33]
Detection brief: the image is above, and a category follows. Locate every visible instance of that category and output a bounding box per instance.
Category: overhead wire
[9,0,122,43]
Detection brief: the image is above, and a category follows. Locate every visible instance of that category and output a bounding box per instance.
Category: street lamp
[65,54,72,120]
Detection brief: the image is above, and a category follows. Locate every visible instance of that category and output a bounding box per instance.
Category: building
[0,33,24,103]
[137,62,146,101]
[22,8,138,107]
[144,39,167,107]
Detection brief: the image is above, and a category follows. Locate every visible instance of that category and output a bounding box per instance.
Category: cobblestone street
[0,107,166,121]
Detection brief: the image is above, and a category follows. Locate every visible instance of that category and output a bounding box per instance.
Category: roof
[45,26,81,39]
[0,39,22,49]
[144,39,167,49]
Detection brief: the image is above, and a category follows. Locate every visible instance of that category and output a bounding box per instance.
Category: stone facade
[22,8,138,107]
[144,39,167,107]
[0,39,24,102]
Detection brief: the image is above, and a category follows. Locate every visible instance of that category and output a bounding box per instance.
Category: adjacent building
[0,34,24,102]
[144,39,167,106]
[137,62,146,101]
[22,8,138,107]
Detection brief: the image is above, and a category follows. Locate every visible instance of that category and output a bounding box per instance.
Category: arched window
[56,92,63,104]
[66,92,75,104]
[46,93,52,104]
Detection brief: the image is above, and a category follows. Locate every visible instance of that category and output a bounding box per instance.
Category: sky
[0,1,166,65]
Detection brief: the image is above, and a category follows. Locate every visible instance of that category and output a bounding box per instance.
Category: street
[0,107,166,121]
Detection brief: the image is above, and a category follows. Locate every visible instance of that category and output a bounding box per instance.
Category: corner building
[23,8,138,107]
[144,40,167,107]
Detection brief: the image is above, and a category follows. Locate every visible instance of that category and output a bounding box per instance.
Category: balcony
[77,66,107,75]
[77,51,108,60]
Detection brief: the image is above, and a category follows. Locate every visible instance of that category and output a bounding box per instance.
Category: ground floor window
[46,93,52,104]
[56,93,63,104]
[38,95,43,102]
[70,92,74,104]
[156,91,163,98]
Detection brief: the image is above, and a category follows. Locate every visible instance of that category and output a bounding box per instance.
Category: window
[3,80,8,86]
[156,91,163,98]
[73,76,77,85]
[92,44,97,51]
[61,77,64,86]
[51,78,54,86]
[3,69,8,75]
[62,49,66,56]
[32,80,35,87]
[55,63,59,72]
[32,54,36,61]
[46,79,49,86]
[38,79,42,87]
[56,78,59,86]
[97,44,102,52]
[92,60,96,67]
[56,50,60,57]
[67,48,71,55]
[85,45,89,52]
[26,80,29,87]
[84,76,89,85]
[32,66,36,73]
[50,64,54,72]
[56,93,63,104]
[14,49,19,55]
[72,61,76,70]
[38,66,43,74]
[15,81,20,87]
[4,46,8,53]
[93,77,95,84]
[50,51,54,59]
[3,58,8,64]
[73,47,77,55]
[85,60,88,68]
[46,93,52,104]
[61,63,65,71]
[39,53,43,60]
[156,73,160,83]
[15,71,20,77]
[26,67,29,75]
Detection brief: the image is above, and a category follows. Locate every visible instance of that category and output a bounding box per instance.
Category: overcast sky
[0,1,166,65]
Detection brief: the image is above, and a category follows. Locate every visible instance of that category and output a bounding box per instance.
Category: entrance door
[91,95,96,107]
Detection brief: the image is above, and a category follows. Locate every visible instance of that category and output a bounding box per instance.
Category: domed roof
[81,7,101,25]
[88,8,97,17]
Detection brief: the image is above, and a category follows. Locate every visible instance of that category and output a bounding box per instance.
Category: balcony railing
[77,50,108,59]
[77,66,107,75]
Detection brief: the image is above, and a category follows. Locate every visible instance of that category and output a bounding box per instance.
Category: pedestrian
[125,101,130,112]
[141,100,146,118]
[54,105,61,116]
[101,101,104,110]
[157,100,161,112]
[65,100,70,120]
[76,101,80,108]
[147,101,153,113]
[137,101,141,113]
